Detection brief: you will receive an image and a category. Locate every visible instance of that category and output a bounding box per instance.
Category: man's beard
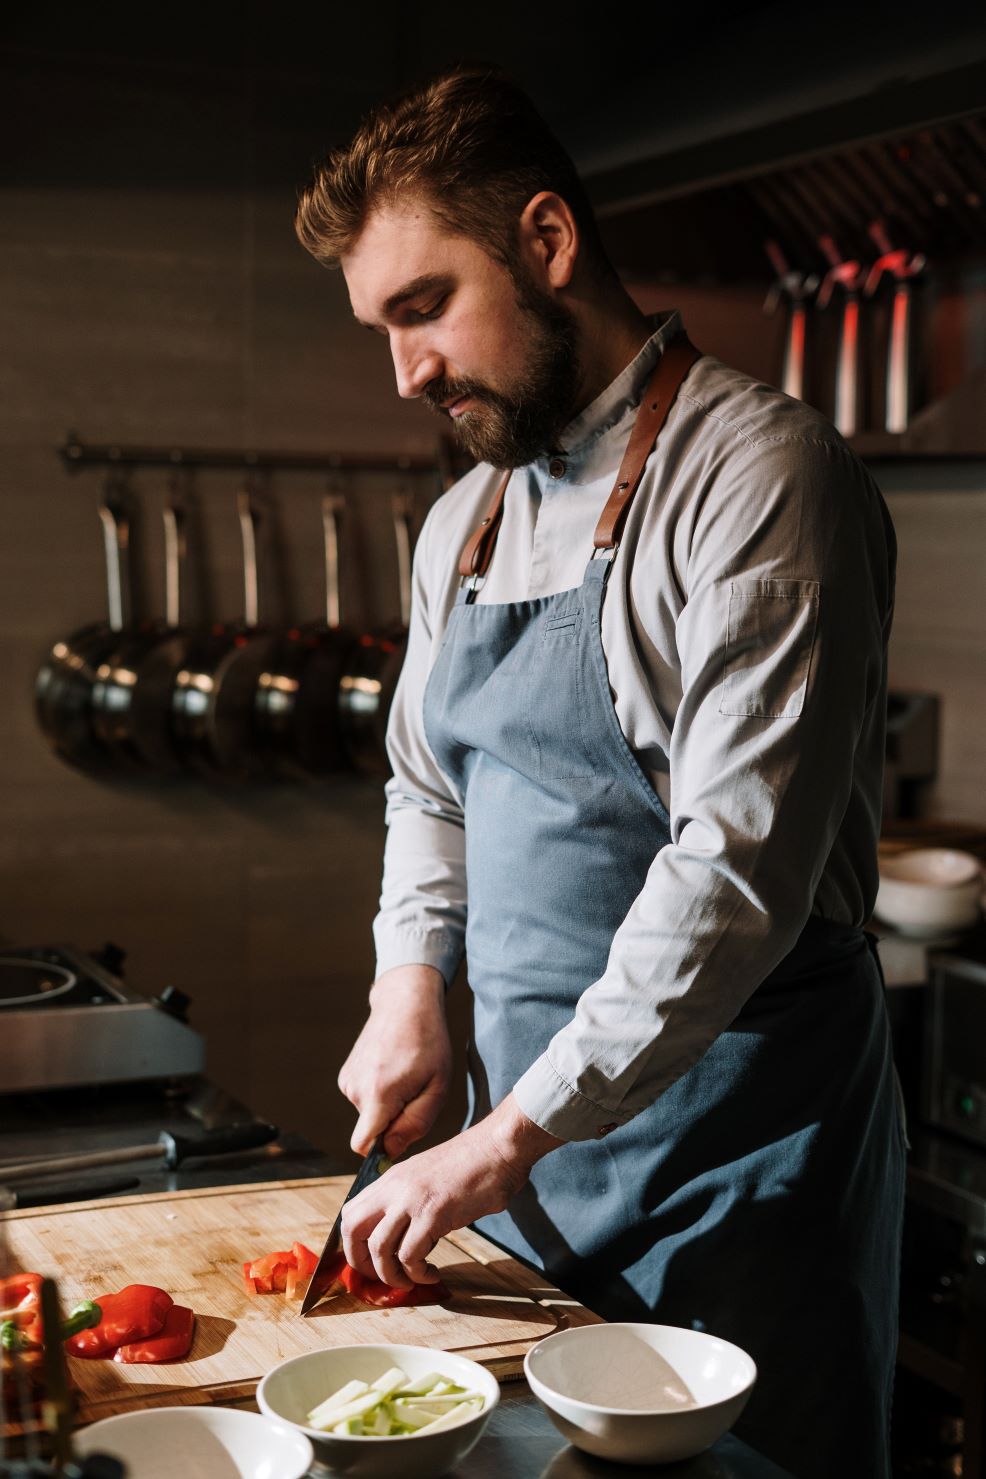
[423,275,581,469]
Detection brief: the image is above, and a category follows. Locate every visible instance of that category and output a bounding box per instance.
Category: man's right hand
[337,963,452,1159]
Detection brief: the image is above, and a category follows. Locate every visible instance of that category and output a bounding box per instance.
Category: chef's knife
[300,1136,390,1316]
[0,1121,279,1185]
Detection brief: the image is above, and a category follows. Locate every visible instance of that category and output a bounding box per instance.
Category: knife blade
[300,1136,390,1316]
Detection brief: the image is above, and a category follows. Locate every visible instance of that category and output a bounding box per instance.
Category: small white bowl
[74,1405,313,1479]
[524,1322,756,1465]
[875,848,983,937]
[257,1342,499,1478]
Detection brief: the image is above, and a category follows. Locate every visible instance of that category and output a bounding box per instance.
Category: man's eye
[414,297,447,322]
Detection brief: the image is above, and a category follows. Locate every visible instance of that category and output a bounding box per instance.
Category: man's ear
[517,191,579,290]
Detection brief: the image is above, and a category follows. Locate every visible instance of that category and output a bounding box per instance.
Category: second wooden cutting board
[2,1177,603,1422]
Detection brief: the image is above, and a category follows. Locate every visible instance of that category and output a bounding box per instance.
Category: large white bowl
[74,1405,313,1479]
[257,1342,499,1478]
[875,848,983,937]
[524,1322,756,1465]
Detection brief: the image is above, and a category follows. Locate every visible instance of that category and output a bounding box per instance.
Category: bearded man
[295,64,904,1479]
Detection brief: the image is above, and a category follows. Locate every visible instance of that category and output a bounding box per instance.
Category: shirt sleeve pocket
[718,578,820,719]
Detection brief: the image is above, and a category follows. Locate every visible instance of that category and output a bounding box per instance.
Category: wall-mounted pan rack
[59,433,463,482]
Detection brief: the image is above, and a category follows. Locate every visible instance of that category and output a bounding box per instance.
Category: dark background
[1,3,985,1158]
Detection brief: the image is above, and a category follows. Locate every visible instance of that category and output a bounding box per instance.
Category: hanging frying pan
[253,491,356,780]
[34,480,134,774]
[338,493,413,778]
[90,480,190,775]
[169,488,279,783]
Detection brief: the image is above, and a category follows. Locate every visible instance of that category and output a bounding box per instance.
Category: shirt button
[596,1123,618,1138]
[548,457,566,479]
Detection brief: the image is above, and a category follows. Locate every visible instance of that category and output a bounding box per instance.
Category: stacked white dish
[874,848,983,937]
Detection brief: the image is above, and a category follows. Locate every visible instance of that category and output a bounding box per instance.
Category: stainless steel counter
[1,1077,793,1478]
[361,1385,796,1479]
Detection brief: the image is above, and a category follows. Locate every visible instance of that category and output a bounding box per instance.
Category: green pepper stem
[0,1320,26,1351]
[61,1300,102,1339]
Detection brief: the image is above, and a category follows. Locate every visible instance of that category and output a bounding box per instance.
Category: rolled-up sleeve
[372,502,468,988]
[513,435,895,1141]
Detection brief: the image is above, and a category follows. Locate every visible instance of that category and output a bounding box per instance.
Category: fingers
[342,1192,442,1289]
[366,1213,414,1289]
[384,1077,449,1157]
[350,1100,392,1156]
[396,1224,443,1285]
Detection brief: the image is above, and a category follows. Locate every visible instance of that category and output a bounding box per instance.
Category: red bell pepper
[243,1242,319,1298]
[0,1273,44,1344]
[247,1250,294,1293]
[323,1251,449,1308]
[65,1284,173,1358]
[113,1305,195,1364]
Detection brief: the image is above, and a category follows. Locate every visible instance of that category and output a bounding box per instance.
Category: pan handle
[162,486,187,628]
[98,491,131,633]
[322,492,345,630]
[237,489,261,628]
[391,492,413,629]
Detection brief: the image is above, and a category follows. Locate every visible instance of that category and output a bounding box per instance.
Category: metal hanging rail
[59,433,446,477]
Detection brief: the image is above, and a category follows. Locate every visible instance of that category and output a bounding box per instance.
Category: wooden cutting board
[1,1177,603,1424]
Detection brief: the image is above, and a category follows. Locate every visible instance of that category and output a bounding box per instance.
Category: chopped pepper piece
[113,1304,195,1364]
[65,1284,173,1358]
[323,1251,449,1309]
[247,1251,294,1293]
[243,1242,319,1298]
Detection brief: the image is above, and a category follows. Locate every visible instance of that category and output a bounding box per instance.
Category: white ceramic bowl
[875,848,983,937]
[257,1342,499,1478]
[524,1322,756,1465]
[74,1405,313,1479]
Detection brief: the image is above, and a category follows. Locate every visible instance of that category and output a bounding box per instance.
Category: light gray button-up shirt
[372,309,897,1143]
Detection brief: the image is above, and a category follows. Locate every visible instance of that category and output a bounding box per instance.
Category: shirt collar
[549,308,683,459]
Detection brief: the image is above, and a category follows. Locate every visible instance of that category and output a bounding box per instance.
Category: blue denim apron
[421,340,904,1479]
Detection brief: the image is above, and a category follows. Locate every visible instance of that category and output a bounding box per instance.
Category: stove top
[0,948,128,1009]
[0,944,205,1092]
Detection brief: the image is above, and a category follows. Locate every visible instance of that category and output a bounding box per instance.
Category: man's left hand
[341,1093,565,1288]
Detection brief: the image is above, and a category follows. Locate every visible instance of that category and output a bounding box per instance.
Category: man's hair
[294,63,612,279]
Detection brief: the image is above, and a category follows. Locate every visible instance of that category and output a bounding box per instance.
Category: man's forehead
[343,200,495,328]
[344,201,446,282]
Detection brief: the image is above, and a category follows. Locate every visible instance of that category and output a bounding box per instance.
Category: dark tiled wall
[0,56,460,1154]
[5,40,983,1159]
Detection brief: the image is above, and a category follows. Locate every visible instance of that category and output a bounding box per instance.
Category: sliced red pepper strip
[323,1253,449,1308]
[113,1305,195,1364]
[291,1242,318,1278]
[247,1252,294,1281]
[65,1285,173,1358]
[244,1243,318,1297]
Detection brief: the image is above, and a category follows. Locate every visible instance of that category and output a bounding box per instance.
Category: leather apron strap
[457,331,702,580]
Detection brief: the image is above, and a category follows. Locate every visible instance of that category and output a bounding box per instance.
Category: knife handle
[158,1121,279,1168]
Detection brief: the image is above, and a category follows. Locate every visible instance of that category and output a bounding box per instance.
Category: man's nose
[391,335,443,400]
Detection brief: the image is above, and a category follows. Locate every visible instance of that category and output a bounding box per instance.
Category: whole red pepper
[65,1285,173,1358]
[0,1273,44,1345]
[113,1305,195,1364]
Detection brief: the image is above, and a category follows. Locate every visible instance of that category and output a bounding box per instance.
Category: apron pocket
[718,578,819,719]
[528,608,596,779]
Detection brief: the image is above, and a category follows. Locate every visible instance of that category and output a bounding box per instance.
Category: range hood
[565,23,986,457]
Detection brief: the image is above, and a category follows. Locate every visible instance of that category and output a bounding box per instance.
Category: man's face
[342,199,581,468]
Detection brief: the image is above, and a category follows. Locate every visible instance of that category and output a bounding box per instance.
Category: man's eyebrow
[354,273,452,329]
